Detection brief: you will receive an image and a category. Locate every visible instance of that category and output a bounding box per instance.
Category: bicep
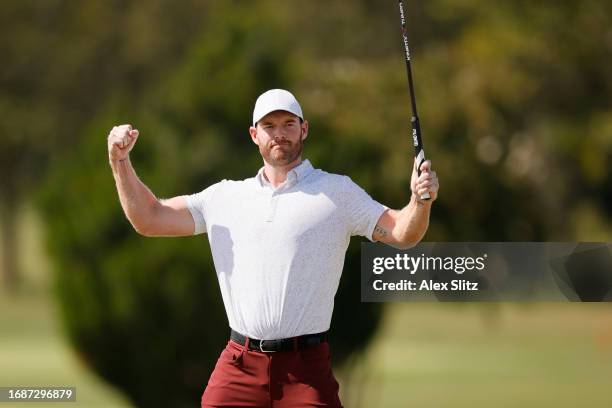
[146,195,196,237]
[372,209,410,249]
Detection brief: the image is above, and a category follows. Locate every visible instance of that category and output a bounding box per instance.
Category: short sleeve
[184,181,225,235]
[340,176,388,241]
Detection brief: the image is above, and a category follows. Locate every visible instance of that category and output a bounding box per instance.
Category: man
[108,89,439,407]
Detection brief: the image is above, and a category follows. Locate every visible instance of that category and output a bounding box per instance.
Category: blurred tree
[291,0,612,241]
[0,0,211,290]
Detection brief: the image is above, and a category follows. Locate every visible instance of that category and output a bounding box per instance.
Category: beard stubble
[260,137,304,166]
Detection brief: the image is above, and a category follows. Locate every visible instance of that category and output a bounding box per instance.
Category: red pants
[201,339,343,408]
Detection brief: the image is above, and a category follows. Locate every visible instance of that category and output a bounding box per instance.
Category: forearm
[109,157,160,234]
[394,195,432,247]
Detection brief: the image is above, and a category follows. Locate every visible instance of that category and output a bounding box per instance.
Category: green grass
[0,205,133,407]
[338,303,612,408]
[0,293,133,408]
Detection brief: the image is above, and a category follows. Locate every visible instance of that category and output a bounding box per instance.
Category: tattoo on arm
[374,224,388,237]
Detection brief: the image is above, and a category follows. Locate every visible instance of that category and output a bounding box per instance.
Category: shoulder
[189,178,234,200]
[188,177,255,209]
[207,177,257,195]
[305,168,369,193]
[308,168,350,187]
[319,171,365,192]
[304,170,372,205]
[192,179,228,195]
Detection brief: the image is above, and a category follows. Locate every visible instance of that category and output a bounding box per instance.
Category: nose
[273,128,288,141]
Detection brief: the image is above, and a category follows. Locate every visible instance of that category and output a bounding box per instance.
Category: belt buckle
[259,339,276,353]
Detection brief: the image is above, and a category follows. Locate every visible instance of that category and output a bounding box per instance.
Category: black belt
[230,329,328,353]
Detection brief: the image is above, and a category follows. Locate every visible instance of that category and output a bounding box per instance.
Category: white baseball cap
[252,89,303,126]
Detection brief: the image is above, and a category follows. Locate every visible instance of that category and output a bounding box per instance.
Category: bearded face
[259,132,304,166]
[249,110,308,167]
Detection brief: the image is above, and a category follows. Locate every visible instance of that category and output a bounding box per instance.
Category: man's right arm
[108,124,195,237]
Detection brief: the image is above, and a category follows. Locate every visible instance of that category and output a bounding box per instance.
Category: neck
[262,157,303,188]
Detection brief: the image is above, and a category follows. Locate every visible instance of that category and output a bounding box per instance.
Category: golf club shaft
[398,0,430,200]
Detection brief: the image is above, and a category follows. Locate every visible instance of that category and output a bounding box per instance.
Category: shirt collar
[256,159,314,188]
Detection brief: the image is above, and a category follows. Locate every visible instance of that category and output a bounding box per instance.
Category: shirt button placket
[265,190,278,222]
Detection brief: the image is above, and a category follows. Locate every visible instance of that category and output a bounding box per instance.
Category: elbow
[130,201,160,237]
[381,232,420,251]
[384,236,417,251]
[396,232,424,250]
[133,221,154,237]
[395,240,417,251]
[130,213,158,237]
[399,225,428,249]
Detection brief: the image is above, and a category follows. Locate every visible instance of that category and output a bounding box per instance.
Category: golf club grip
[415,151,431,201]
[411,116,431,200]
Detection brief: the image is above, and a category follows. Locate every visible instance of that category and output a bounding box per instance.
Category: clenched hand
[108,124,139,162]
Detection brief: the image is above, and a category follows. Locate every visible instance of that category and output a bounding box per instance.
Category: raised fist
[108,124,139,162]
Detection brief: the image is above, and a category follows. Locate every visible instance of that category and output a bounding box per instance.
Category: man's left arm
[373,159,439,249]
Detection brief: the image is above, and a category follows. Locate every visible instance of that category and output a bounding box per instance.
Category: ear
[300,120,309,141]
[249,126,259,145]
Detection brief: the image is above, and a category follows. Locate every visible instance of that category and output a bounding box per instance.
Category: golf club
[398,0,431,200]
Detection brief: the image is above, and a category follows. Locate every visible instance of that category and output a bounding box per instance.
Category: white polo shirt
[186,159,386,340]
